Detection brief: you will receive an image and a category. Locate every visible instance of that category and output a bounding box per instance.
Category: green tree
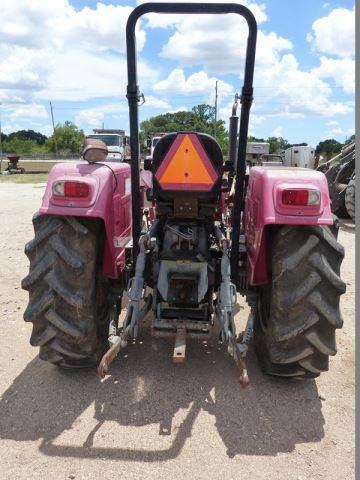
[315,139,343,159]
[140,104,229,154]
[3,136,38,154]
[266,136,291,153]
[248,136,266,143]
[8,129,47,145]
[45,121,85,154]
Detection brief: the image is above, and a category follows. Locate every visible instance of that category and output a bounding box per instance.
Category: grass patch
[0,173,48,184]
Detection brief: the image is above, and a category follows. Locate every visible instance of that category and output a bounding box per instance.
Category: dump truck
[22,2,345,386]
[88,129,130,161]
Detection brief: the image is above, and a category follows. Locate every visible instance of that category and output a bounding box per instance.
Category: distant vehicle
[246,142,270,163]
[283,146,315,169]
[88,129,130,162]
[145,132,167,160]
[258,153,283,166]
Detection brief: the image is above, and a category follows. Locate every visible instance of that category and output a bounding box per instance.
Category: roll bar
[126,3,257,281]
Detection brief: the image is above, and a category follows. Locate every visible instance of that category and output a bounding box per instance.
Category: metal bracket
[173,328,186,363]
[240,86,254,107]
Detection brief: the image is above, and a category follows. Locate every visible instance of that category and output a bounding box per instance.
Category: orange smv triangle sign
[157,133,218,191]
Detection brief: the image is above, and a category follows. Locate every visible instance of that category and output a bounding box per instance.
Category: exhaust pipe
[226,94,240,171]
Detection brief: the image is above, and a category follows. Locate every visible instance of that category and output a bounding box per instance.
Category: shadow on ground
[0,323,324,461]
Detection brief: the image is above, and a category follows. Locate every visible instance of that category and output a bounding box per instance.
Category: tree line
[1,106,354,160]
[1,121,85,155]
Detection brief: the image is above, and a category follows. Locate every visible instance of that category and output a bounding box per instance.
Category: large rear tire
[22,214,110,368]
[254,224,346,379]
[345,177,355,221]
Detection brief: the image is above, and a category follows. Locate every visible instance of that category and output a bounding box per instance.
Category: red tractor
[22,3,345,385]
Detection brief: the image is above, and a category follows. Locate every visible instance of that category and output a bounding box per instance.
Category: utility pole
[214,80,218,139]
[50,101,59,156]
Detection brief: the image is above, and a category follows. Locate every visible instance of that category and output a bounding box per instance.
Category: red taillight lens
[282,189,309,205]
[282,189,321,206]
[64,181,89,197]
[53,181,89,198]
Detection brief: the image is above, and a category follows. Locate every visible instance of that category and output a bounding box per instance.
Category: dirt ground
[0,182,355,480]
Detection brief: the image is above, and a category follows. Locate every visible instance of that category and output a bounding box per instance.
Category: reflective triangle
[156,133,218,191]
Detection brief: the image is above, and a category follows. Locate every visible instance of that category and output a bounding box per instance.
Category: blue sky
[0,1,355,147]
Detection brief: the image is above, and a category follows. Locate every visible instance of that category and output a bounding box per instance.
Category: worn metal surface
[173,328,187,363]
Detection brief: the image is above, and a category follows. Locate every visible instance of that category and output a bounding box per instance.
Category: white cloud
[168,106,188,114]
[6,103,48,120]
[312,56,355,94]
[160,17,291,73]
[252,54,352,117]
[0,1,145,53]
[153,69,234,102]
[308,7,355,58]
[326,120,339,126]
[75,102,128,131]
[75,96,170,131]
[0,46,51,91]
[149,2,350,119]
[36,49,157,102]
[272,126,283,137]
[142,96,171,109]
[57,3,146,53]
[0,1,150,105]
[326,126,355,138]
[142,0,268,30]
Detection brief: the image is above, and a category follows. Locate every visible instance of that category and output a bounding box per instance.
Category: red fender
[39,161,151,279]
[244,166,333,285]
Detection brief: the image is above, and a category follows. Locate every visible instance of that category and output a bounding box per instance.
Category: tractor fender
[39,161,148,279]
[244,166,333,285]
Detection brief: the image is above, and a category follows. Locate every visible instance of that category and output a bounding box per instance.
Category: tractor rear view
[22,3,345,385]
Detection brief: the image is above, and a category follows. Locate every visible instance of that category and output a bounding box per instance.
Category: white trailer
[283,146,315,169]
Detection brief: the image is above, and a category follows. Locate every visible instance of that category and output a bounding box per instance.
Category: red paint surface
[244,167,333,285]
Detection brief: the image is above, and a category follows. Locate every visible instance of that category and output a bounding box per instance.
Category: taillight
[282,189,320,206]
[53,181,90,198]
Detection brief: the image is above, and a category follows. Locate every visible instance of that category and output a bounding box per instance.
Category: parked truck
[88,129,130,162]
[246,142,270,164]
[146,132,167,160]
[283,146,315,169]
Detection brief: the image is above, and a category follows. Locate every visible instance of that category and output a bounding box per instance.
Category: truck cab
[88,129,130,162]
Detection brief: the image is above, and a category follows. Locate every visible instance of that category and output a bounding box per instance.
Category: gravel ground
[0,183,355,480]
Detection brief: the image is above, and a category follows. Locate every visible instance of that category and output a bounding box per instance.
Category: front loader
[22,3,345,384]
